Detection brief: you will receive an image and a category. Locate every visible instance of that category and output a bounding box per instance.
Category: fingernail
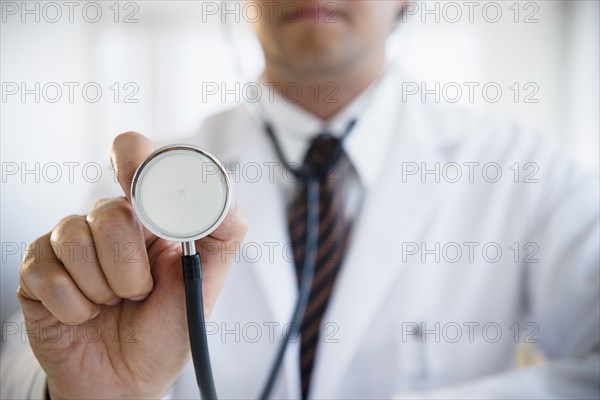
[105,297,122,306]
[130,294,149,302]
[91,308,101,319]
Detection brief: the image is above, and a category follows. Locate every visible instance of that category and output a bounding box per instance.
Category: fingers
[19,132,158,326]
[50,215,118,305]
[110,131,155,201]
[19,197,155,324]
[86,198,153,300]
[19,233,100,324]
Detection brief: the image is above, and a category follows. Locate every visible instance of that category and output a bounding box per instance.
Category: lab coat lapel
[232,131,301,398]
[224,117,298,325]
[309,101,452,398]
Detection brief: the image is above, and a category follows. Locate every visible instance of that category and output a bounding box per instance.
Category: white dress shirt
[244,64,392,219]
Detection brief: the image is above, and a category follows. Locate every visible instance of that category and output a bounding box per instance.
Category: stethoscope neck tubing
[259,118,358,400]
[264,119,357,182]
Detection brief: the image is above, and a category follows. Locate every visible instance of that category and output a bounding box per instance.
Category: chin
[281,27,349,69]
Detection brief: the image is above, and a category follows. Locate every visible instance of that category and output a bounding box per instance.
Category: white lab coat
[2,64,599,399]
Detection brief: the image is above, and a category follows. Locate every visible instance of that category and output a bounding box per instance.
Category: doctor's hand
[17,132,248,399]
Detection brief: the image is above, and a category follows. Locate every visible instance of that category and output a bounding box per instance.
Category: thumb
[110,131,156,202]
[110,131,158,245]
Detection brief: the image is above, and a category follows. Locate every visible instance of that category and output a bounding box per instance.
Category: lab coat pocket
[397,319,518,391]
[397,320,477,390]
[397,320,482,390]
[396,321,428,391]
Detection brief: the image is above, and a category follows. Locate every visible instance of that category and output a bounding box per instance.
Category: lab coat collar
[343,64,401,188]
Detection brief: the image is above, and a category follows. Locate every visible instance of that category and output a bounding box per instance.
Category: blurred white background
[1,0,599,332]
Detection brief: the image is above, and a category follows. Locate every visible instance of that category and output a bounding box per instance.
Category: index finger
[110,131,156,201]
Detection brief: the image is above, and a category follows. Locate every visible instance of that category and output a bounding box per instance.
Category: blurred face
[252,0,405,78]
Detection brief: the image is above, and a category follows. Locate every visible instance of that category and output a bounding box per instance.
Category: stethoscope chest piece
[131,144,231,242]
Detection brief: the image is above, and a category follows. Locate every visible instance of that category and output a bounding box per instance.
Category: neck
[263,51,386,121]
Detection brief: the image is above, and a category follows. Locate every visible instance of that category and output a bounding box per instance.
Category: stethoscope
[130,119,355,400]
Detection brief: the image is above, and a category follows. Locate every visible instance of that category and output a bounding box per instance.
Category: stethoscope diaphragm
[130,144,231,243]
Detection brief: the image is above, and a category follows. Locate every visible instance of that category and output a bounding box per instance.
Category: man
[2,1,599,399]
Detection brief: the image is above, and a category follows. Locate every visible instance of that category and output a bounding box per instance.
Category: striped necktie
[288,133,353,399]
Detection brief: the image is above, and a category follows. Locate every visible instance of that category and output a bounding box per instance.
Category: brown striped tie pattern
[288,133,352,399]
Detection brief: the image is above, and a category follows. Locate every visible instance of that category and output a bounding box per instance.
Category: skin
[18,1,404,398]
[253,0,406,120]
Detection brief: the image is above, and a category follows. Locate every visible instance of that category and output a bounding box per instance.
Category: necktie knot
[302,133,342,179]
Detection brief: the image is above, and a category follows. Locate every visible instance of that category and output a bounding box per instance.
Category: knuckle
[50,216,93,265]
[93,197,113,209]
[19,261,35,291]
[51,215,88,246]
[58,214,86,227]
[39,273,72,301]
[20,257,35,281]
[22,239,42,267]
[87,199,138,236]
[21,236,57,281]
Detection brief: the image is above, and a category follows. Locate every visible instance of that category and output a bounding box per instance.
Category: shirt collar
[256,61,400,189]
